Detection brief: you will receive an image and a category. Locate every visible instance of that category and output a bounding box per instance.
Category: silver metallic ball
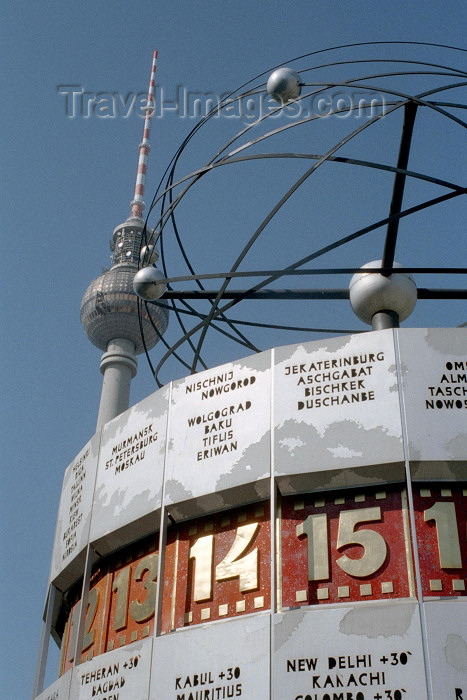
[267,67,301,103]
[80,263,169,353]
[133,265,167,301]
[349,260,417,325]
[140,244,159,265]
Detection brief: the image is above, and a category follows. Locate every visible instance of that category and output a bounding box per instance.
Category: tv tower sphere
[80,219,169,354]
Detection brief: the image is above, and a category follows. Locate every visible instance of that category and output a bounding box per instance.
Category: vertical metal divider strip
[71,427,102,674]
[83,429,103,659]
[152,380,173,683]
[394,328,433,700]
[73,544,95,669]
[154,513,168,634]
[170,531,179,631]
[270,348,276,700]
[32,584,57,697]
[401,488,416,598]
[99,559,112,656]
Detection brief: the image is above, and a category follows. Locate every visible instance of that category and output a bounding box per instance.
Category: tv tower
[80,51,168,429]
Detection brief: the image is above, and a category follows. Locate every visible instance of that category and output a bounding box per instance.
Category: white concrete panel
[274,331,404,491]
[165,352,271,518]
[150,614,270,699]
[397,328,467,476]
[50,435,99,588]
[423,600,467,700]
[35,671,72,700]
[273,603,428,699]
[69,638,153,700]
[90,387,169,553]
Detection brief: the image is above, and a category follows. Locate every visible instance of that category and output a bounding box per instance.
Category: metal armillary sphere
[133,41,466,387]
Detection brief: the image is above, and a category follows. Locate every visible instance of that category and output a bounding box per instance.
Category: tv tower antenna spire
[80,50,168,430]
[129,49,158,222]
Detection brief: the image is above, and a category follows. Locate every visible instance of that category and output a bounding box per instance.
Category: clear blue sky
[1,1,465,697]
